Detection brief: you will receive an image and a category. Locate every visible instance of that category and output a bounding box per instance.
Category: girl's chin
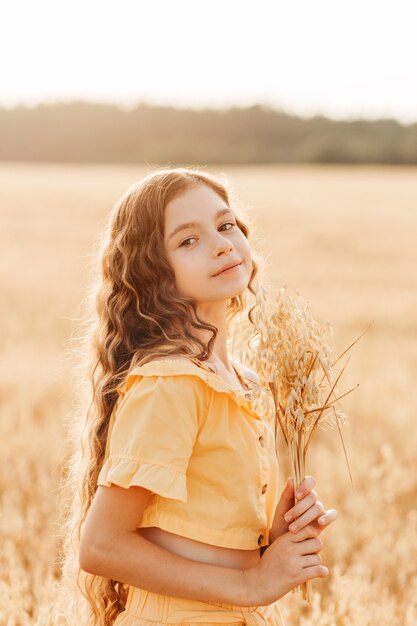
[196,288,247,305]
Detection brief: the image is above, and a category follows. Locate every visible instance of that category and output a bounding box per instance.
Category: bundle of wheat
[237,282,362,602]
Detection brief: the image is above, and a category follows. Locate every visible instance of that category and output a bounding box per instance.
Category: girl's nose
[211,229,233,255]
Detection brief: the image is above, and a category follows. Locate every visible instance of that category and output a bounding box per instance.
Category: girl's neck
[194,302,230,370]
[201,354,251,392]
[205,352,233,374]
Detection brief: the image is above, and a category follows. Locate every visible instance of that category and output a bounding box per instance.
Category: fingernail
[289,523,298,532]
[284,513,293,523]
[319,515,326,524]
[295,489,303,498]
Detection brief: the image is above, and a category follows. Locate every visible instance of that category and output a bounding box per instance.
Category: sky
[2,0,417,124]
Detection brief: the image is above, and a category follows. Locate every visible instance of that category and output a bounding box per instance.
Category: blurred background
[0,1,416,624]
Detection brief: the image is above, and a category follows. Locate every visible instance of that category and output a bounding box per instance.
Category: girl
[61,167,337,626]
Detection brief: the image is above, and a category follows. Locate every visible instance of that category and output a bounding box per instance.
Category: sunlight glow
[1,0,416,123]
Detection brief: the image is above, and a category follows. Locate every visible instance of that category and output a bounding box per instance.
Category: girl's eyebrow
[167,207,233,241]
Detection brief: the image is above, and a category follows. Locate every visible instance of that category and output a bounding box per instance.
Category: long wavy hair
[57,166,265,625]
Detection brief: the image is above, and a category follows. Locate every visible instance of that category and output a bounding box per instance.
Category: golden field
[0,162,416,625]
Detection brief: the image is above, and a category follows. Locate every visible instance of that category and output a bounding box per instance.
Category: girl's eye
[220,222,236,231]
[179,222,236,247]
[180,237,197,247]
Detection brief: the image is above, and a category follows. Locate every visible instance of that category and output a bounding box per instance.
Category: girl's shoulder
[116,355,266,423]
[138,356,261,389]
[116,356,212,397]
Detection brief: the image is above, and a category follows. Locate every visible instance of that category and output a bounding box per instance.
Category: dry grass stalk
[237,283,364,603]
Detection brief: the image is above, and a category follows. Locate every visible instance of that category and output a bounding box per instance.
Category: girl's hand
[270,475,338,540]
[245,524,328,605]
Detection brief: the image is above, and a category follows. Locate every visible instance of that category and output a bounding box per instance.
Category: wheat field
[0,163,416,625]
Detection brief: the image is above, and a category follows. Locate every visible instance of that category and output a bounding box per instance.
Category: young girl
[61,167,337,626]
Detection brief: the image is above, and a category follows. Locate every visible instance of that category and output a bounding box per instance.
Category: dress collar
[117,357,263,420]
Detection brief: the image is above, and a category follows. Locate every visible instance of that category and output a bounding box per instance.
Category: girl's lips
[213,262,242,276]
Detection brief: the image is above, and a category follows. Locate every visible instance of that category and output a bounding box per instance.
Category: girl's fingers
[285,477,294,496]
[296,537,323,555]
[288,501,326,532]
[291,507,338,534]
[300,565,329,582]
[294,475,316,499]
[289,524,320,542]
[284,490,318,523]
[317,509,338,526]
[302,553,322,567]
[279,478,294,502]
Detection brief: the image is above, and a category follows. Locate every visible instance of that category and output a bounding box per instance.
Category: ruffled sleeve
[97,372,204,502]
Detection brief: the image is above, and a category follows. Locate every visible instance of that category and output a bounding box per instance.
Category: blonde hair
[57,166,263,625]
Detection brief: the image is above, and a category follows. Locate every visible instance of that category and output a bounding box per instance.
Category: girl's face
[163,183,252,306]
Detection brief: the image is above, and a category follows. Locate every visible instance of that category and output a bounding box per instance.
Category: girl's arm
[80,482,327,606]
[79,483,255,607]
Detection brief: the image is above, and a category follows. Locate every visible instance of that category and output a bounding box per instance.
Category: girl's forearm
[80,531,258,607]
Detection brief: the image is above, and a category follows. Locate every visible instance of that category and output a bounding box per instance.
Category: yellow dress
[97,358,285,626]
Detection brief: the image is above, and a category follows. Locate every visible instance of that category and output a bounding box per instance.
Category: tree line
[1,101,416,164]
